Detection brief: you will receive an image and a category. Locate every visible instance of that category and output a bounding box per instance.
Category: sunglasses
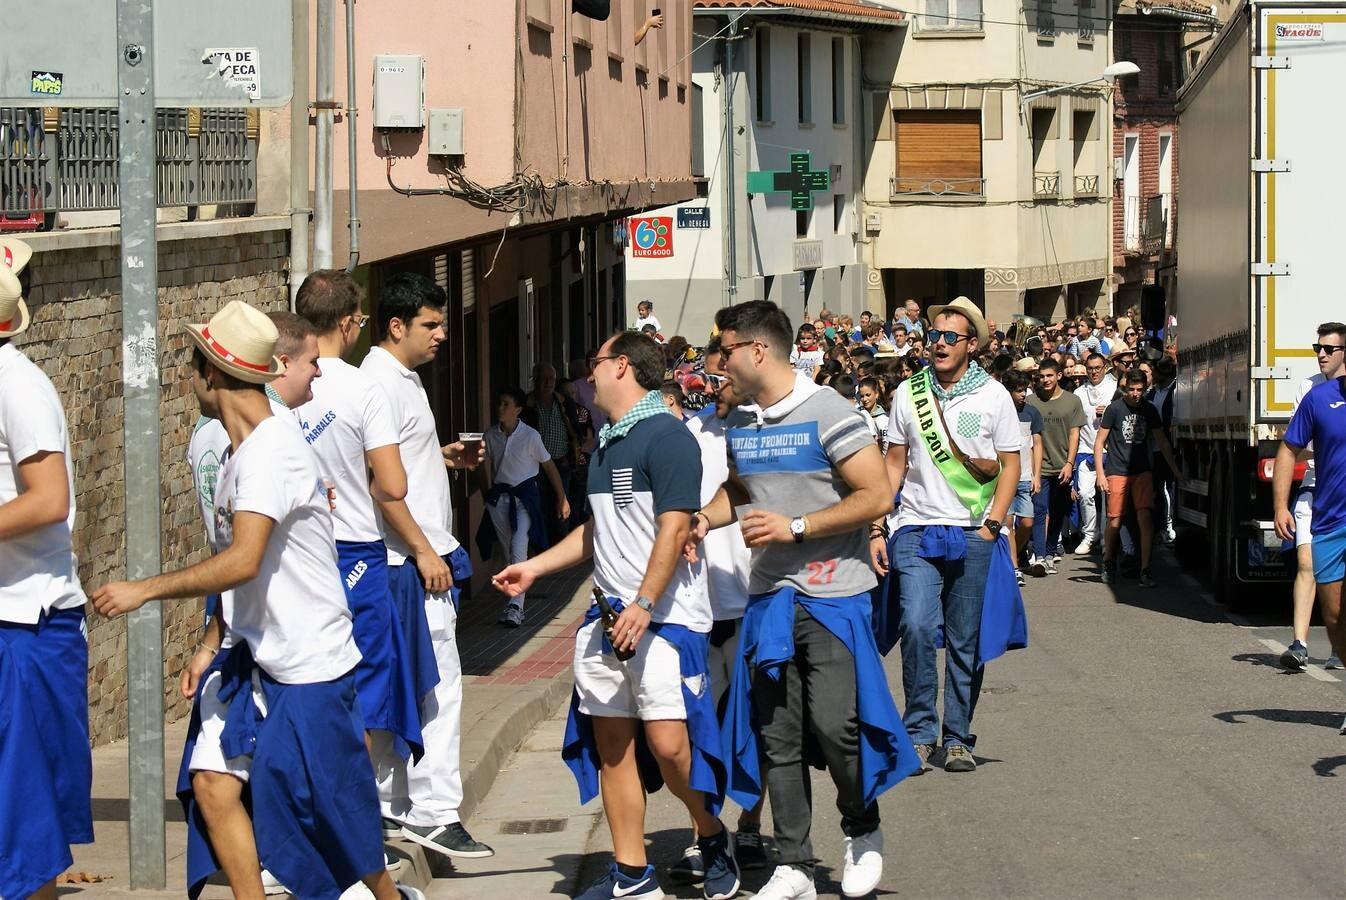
[1313,343,1346,355]
[721,339,766,361]
[928,329,971,346]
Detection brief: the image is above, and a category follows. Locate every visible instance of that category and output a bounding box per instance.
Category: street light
[1019,61,1140,109]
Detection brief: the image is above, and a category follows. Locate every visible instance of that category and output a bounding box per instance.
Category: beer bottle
[593,588,635,661]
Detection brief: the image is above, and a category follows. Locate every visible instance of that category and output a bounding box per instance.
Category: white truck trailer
[1173,0,1341,600]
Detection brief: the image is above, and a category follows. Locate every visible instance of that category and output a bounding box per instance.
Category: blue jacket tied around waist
[475,476,549,560]
[562,600,727,812]
[721,587,921,811]
[871,525,1028,663]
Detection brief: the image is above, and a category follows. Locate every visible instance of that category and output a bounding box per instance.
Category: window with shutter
[1037,0,1057,38]
[1077,0,1095,41]
[921,0,983,32]
[893,110,983,197]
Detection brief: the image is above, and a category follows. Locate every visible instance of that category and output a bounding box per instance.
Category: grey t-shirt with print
[725,386,878,598]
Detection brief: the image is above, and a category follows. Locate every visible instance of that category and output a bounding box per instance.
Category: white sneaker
[261,869,288,896]
[755,864,818,900]
[841,829,883,897]
[338,882,375,900]
[1074,538,1094,555]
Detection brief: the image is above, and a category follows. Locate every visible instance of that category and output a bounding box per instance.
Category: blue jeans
[1031,483,1050,558]
[894,527,994,748]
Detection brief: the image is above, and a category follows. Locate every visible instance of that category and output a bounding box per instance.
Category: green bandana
[904,367,998,518]
[929,361,990,402]
[264,383,285,407]
[597,390,672,448]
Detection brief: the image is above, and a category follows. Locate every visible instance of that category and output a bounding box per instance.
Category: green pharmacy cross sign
[746,152,831,211]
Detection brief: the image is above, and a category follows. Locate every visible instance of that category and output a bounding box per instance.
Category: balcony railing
[1073,173,1099,197]
[1123,193,1173,254]
[0,106,257,225]
[1033,171,1060,198]
[890,175,986,199]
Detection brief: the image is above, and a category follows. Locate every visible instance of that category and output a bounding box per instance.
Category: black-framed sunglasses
[1313,343,1346,355]
[721,339,766,361]
[929,329,971,346]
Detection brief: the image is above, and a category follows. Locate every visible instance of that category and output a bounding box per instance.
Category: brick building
[1111,0,1218,311]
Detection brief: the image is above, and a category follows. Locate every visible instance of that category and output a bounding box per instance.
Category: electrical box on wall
[373,54,424,129]
[428,108,465,156]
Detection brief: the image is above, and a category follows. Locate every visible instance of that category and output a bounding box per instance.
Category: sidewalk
[62,564,592,898]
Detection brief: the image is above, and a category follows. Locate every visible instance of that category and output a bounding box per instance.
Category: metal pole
[314,0,334,270]
[344,0,360,272]
[290,0,312,305]
[116,0,165,888]
[724,14,741,300]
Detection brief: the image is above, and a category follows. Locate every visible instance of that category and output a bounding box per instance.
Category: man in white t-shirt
[295,270,426,765]
[1072,352,1116,555]
[1278,323,1346,670]
[880,297,1019,776]
[633,299,662,334]
[480,386,569,626]
[93,300,417,900]
[0,240,92,900]
[361,273,493,861]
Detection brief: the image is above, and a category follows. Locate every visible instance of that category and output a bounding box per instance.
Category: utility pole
[116,0,166,888]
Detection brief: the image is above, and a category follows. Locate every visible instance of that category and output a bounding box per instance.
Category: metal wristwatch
[634,595,655,613]
[790,516,808,543]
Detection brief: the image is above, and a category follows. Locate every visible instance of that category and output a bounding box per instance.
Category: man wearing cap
[294,270,424,770]
[880,296,1020,775]
[92,299,420,900]
[361,273,494,861]
[0,238,93,900]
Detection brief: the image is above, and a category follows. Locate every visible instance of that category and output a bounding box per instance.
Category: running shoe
[1280,641,1309,670]
[574,863,664,899]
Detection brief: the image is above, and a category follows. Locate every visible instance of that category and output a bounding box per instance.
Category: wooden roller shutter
[894,110,982,193]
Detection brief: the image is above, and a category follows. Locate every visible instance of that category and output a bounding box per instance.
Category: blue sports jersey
[1285,376,1346,534]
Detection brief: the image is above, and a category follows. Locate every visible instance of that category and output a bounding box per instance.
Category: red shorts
[1106,472,1155,519]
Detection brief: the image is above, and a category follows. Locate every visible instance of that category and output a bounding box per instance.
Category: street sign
[2,1,292,106]
[746,152,831,211]
[677,206,711,229]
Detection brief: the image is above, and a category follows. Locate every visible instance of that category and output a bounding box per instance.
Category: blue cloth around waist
[475,476,550,560]
[337,539,424,761]
[386,555,449,705]
[722,587,920,812]
[870,525,1028,664]
[562,600,726,813]
[0,617,76,898]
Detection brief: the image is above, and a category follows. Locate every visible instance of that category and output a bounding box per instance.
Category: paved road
[442,546,1346,899]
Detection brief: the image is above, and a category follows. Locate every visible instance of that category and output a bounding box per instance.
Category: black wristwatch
[983,518,1003,538]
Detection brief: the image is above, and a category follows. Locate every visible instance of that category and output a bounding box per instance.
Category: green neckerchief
[904,367,997,518]
[929,360,990,402]
[597,390,672,448]
[265,383,286,407]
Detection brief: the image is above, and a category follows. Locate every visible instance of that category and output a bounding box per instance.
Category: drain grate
[499,817,568,835]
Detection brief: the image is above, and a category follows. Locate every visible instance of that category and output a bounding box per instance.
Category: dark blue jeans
[1031,476,1073,558]
[894,527,994,748]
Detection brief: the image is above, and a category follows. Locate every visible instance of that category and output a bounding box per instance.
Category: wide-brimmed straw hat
[0,238,33,275]
[1012,356,1039,372]
[186,300,284,383]
[925,296,989,346]
[0,267,29,339]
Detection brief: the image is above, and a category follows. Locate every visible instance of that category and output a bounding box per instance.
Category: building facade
[624,0,905,341]
[861,0,1114,324]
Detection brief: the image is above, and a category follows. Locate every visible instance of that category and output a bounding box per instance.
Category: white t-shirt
[486,420,551,488]
[212,415,360,683]
[361,346,460,564]
[293,357,400,543]
[685,411,750,620]
[633,314,662,333]
[1298,374,1325,489]
[789,346,824,374]
[0,344,86,624]
[1074,376,1117,456]
[886,376,1021,528]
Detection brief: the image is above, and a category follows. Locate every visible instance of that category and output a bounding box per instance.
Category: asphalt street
[437,544,1346,899]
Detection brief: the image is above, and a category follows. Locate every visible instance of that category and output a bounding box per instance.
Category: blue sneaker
[1327,654,1344,670]
[575,863,664,899]
[1280,640,1309,670]
[698,825,741,900]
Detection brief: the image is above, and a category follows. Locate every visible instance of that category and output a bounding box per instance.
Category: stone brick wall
[12,223,290,745]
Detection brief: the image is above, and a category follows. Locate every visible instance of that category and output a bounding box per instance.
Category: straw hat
[0,268,29,339]
[0,238,33,275]
[1110,342,1137,360]
[186,300,284,383]
[925,296,989,346]
[1012,356,1039,373]
[1066,363,1088,378]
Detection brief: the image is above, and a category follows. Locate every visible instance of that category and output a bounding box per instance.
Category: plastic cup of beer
[458,432,484,463]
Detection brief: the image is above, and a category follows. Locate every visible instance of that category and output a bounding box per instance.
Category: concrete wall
[16,221,291,745]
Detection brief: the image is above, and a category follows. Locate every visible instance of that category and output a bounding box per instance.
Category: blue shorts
[1011,481,1034,519]
[1312,523,1346,584]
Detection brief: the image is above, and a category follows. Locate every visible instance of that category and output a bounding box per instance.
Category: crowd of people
[5,224,1345,900]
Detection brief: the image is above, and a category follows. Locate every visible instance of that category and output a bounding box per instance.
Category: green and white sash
[904,367,998,519]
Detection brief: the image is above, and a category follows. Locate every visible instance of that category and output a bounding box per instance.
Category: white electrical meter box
[373,54,424,128]
[428,108,465,156]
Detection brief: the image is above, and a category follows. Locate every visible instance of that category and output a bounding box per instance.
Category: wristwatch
[634,595,655,613]
[790,516,808,544]
[983,518,1003,538]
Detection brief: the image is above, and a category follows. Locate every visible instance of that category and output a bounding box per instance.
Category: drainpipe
[344,0,360,272]
[724,13,743,300]
[289,0,311,306]
[314,0,334,270]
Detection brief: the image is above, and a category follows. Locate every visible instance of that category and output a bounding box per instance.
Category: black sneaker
[698,824,741,900]
[400,821,495,859]
[734,827,769,871]
[1120,554,1141,578]
[382,816,404,838]
[1138,568,1157,588]
[1101,560,1116,584]
[1280,641,1309,670]
[669,845,705,884]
